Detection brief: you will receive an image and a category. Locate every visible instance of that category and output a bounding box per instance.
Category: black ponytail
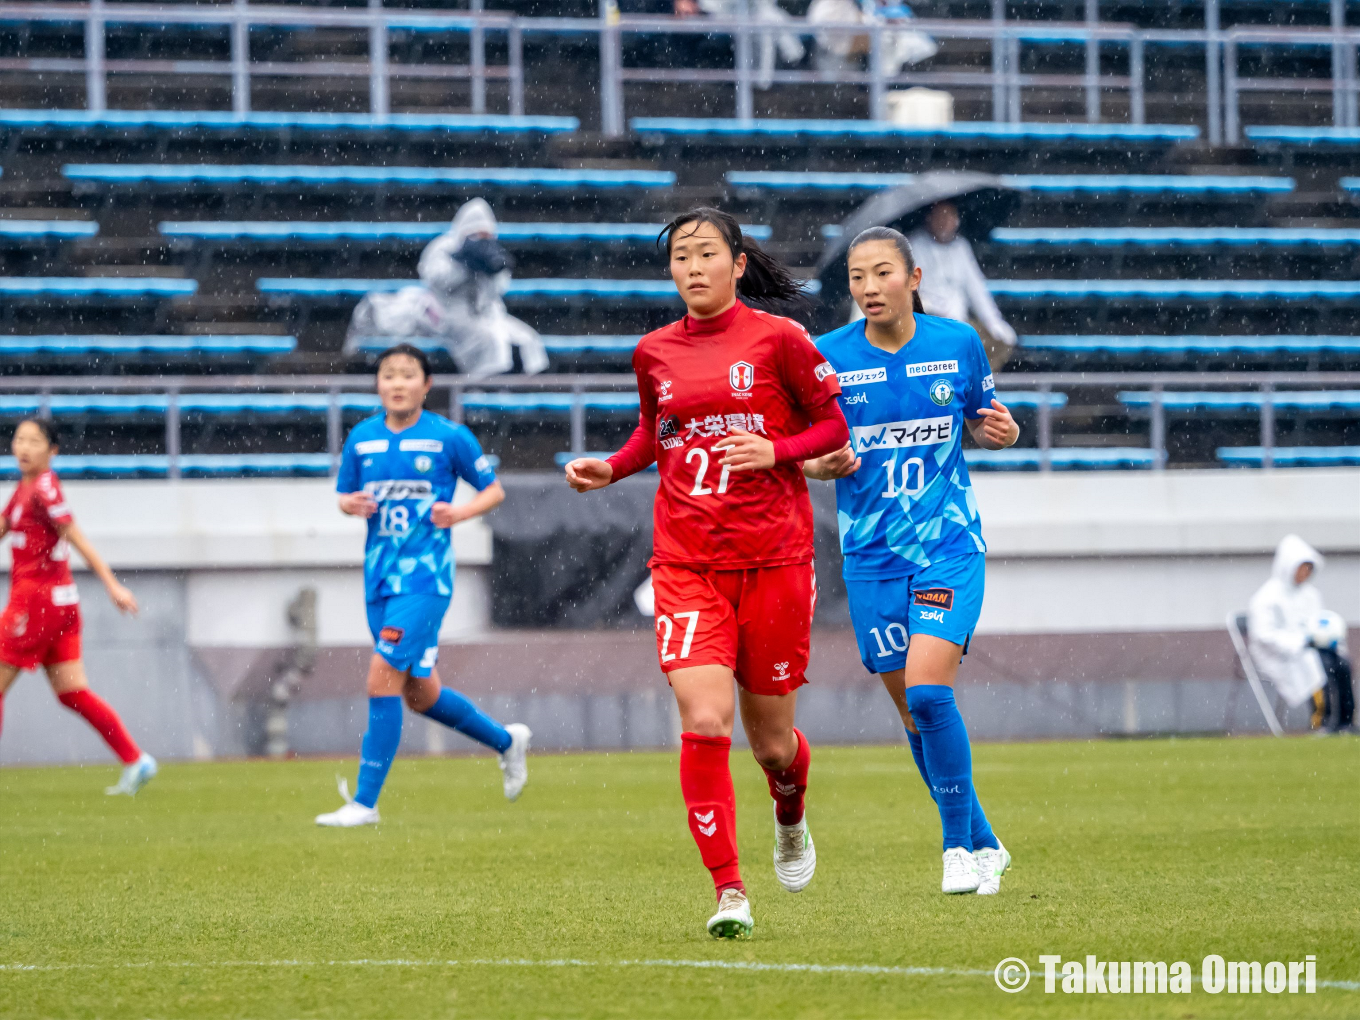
[659,206,813,322]
[848,226,925,313]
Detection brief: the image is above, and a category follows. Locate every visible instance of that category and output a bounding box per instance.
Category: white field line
[0,958,1355,989]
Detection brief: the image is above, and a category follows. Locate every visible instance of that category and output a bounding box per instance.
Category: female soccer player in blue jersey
[316,344,530,827]
[805,227,1020,895]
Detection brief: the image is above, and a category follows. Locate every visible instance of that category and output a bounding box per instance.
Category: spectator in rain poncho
[807,0,938,78]
[345,198,547,377]
[908,200,1017,371]
[1248,534,1355,732]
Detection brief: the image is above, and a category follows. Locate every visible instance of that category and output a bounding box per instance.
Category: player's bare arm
[803,442,861,481]
[713,427,775,472]
[564,457,613,492]
[967,399,1020,451]
[56,520,138,616]
[432,479,505,528]
[338,491,378,517]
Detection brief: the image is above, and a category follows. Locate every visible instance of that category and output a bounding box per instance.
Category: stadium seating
[990,280,1360,299]
[0,110,579,135]
[1120,390,1360,411]
[635,118,1200,142]
[992,227,1360,246]
[0,453,334,479]
[727,172,1293,194]
[1218,446,1360,467]
[0,335,295,364]
[0,393,382,417]
[0,220,97,240]
[256,278,681,300]
[1020,335,1360,357]
[160,222,770,243]
[65,165,676,191]
[964,448,1158,470]
[1246,126,1360,146]
[0,278,196,299]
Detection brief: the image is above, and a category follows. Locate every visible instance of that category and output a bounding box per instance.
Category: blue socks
[905,685,994,852]
[906,728,998,852]
[421,687,512,754]
[354,696,403,808]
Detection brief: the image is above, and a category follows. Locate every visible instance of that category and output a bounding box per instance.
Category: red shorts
[651,561,815,696]
[0,582,81,670]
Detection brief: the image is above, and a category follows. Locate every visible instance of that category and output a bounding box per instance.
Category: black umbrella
[812,171,1019,333]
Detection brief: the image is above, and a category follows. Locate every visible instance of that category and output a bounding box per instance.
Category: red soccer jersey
[611,301,843,569]
[3,470,75,587]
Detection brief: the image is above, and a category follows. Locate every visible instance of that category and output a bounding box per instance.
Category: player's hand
[714,428,775,472]
[338,491,377,518]
[565,457,613,492]
[803,442,860,481]
[973,399,1019,450]
[107,582,139,616]
[430,501,461,529]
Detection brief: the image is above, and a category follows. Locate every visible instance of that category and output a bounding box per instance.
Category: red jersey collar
[682,300,745,337]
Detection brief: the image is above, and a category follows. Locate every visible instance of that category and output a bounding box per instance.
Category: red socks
[679,733,743,896]
[762,727,811,826]
[57,689,140,764]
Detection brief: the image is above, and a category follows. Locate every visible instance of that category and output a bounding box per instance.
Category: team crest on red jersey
[729,361,755,393]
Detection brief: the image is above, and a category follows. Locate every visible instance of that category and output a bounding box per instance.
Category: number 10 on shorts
[657,611,700,662]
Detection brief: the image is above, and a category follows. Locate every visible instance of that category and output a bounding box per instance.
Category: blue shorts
[366,592,450,678]
[844,553,985,675]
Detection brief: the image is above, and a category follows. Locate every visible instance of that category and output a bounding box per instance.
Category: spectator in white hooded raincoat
[1248,533,1354,732]
[346,198,547,377]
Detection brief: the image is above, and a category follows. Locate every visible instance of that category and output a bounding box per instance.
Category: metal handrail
[0,4,1355,141]
[6,371,1359,476]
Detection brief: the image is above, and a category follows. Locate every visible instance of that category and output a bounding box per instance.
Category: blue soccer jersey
[336,410,498,600]
[815,314,996,579]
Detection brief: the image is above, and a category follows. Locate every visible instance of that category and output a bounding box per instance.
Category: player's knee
[683,709,730,738]
[749,732,796,771]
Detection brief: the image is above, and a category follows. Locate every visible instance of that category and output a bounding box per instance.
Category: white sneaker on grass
[941,846,981,894]
[772,806,817,893]
[974,842,1011,896]
[315,777,380,827]
[105,753,157,796]
[499,723,531,801]
[706,888,754,940]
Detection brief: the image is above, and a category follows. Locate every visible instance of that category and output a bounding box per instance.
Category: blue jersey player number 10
[805,227,1022,899]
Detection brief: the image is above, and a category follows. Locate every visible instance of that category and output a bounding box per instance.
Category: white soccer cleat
[941,846,981,894]
[706,887,754,940]
[772,805,817,893]
[498,723,531,801]
[105,753,157,796]
[974,842,1011,896]
[315,776,380,827]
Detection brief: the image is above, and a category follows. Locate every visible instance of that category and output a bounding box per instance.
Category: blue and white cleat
[974,842,1011,896]
[105,753,157,796]
[498,723,532,801]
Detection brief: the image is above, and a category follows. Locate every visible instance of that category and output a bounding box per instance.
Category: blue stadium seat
[0,335,296,359]
[0,452,337,478]
[461,393,640,413]
[540,336,642,354]
[0,277,196,298]
[1246,126,1360,145]
[992,391,1068,408]
[0,220,97,240]
[553,451,657,471]
[990,280,1360,299]
[965,447,1156,470]
[66,164,675,189]
[727,171,1291,193]
[1340,177,1360,193]
[0,110,578,135]
[1120,390,1360,410]
[1218,446,1360,467]
[0,393,381,416]
[634,118,1199,141]
[160,222,770,243]
[1021,335,1360,355]
[993,227,1359,245]
[257,277,681,299]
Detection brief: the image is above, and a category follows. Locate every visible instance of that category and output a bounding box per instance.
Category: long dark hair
[659,207,813,322]
[848,226,925,313]
[16,417,59,448]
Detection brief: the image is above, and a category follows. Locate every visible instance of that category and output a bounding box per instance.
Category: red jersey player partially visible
[566,208,849,938]
[0,419,155,795]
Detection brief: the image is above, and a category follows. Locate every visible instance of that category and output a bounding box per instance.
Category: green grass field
[2,737,1357,1019]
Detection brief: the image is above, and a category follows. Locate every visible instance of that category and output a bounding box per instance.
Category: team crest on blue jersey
[929,378,954,406]
[414,455,433,473]
[729,361,755,392]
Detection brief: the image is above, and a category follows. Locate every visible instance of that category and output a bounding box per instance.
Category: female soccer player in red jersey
[0,419,155,794]
[565,208,849,938]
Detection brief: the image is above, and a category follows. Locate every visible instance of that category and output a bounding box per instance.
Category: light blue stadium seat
[1218,446,1360,467]
[160,222,769,242]
[553,451,657,471]
[0,453,336,479]
[1021,335,1360,355]
[1120,390,1360,411]
[993,227,1357,245]
[258,277,683,299]
[0,455,170,478]
[461,393,640,413]
[0,110,578,134]
[727,171,1291,193]
[965,447,1156,470]
[0,335,295,357]
[635,118,1198,141]
[1340,177,1360,193]
[1246,126,1360,145]
[990,280,1360,299]
[540,336,642,354]
[66,164,675,189]
[0,392,381,417]
[0,277,196,297]
[0,221,97,239]
[993,391,1069,408]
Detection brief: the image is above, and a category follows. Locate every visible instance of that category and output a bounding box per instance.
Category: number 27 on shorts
[657,611,700,663]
